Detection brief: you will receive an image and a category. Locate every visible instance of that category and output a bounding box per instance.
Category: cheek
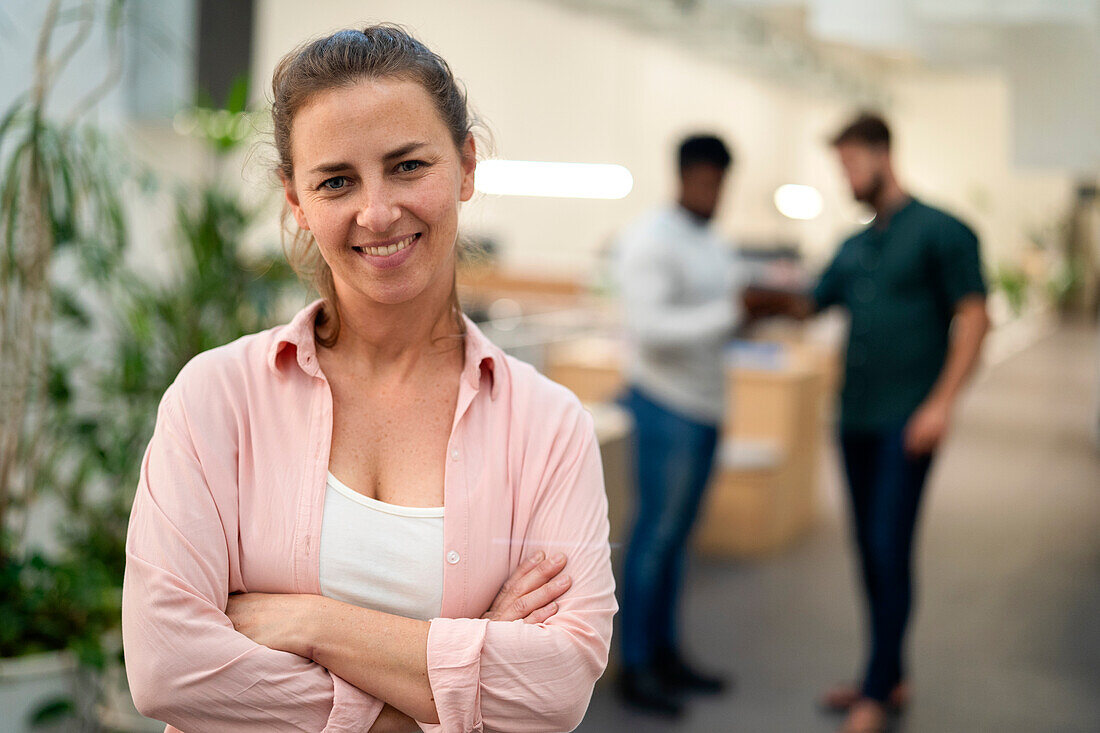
[413,178,461,231]
[303,199,351,234]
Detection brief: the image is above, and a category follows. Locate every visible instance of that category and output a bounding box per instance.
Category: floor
[578,324,1100,733]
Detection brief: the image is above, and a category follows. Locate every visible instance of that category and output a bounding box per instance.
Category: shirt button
[446,550,461,565]
[450,449,460,460]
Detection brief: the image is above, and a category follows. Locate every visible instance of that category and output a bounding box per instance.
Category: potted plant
[45,78,302,728]
[1,1,131,730]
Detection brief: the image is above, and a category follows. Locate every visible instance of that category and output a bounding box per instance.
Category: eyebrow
[383,141,430,161]
[307,142,431,176]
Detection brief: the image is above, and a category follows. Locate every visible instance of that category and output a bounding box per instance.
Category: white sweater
[614,205,742,423]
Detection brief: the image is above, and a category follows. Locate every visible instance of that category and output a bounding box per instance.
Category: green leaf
[225,75,250,115]
[29,696,76,727]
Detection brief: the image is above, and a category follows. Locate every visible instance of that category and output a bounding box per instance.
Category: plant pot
[0,650,80,733]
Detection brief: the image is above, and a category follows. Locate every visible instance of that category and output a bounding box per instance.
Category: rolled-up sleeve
[122,386,384,732]
[422,410,616,733]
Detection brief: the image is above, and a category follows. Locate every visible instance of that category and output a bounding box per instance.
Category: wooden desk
[546,338,831,557]
[695,366,824,556]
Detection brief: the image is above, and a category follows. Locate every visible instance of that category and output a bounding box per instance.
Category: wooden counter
[546,337,833,557]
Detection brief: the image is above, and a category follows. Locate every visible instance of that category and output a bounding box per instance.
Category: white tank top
[318,472,445,621]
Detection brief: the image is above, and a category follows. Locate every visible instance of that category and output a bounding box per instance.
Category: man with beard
[749,113,990,733]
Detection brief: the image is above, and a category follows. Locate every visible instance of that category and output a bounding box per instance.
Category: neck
[676,199,710,224]
[325,268,463,380]
[871,175,909,218]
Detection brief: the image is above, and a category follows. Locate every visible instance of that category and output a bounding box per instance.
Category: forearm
[302,597,438,724]
[124,576,385,730]
[742,287,815,321]
[927,297,989,406]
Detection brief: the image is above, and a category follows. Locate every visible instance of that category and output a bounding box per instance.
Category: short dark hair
[831,112,891,149]
[678,134,733,172]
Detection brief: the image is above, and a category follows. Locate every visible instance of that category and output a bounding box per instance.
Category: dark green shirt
[813,198,986,431]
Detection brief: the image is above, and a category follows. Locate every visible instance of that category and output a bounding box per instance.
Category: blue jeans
[840,424,934,702]
[619,387,719,669]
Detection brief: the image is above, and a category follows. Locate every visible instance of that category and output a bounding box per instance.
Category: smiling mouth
[352,233,420,257]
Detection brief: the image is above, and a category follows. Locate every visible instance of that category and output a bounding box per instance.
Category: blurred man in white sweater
[615,135,744,716]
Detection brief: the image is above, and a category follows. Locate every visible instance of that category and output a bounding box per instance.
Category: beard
[854,171,885,206]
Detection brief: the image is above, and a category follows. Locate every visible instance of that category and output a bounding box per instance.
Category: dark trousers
[840,424,934,702]
[619,387,719,669]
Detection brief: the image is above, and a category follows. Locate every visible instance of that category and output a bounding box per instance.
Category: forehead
[835,142,884,164]
[290,77,449,164]
[681,163,726,182]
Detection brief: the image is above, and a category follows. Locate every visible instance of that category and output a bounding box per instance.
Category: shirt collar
[456,313,500,399]
[268,299,499,399]
[267,299,325,377]
[872,195,917,231]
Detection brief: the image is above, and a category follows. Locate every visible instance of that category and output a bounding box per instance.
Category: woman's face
[284,77,476,307]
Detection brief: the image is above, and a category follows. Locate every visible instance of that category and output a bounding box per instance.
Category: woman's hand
[225,592,317,658]
[481,551,571,624]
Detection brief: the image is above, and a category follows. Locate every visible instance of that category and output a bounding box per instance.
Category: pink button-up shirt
[122,300,617,733]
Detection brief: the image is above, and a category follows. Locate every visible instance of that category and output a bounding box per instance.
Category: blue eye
[321,176,348,190]
[396,160,425,173]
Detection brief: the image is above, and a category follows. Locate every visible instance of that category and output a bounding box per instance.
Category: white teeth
[359,234,417,257]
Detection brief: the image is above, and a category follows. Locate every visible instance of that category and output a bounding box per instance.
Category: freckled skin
[282,78,476,507]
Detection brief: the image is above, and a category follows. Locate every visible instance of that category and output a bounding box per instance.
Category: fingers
[504,552,568,604]
[493,550,541,604]
[516,573,572,622]
[486,551,571,623]
[524,601,558,625]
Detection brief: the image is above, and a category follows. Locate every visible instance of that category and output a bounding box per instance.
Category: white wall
[250,0,1072,276]
[888,72,1073,267]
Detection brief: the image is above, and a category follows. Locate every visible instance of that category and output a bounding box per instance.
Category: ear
[282,174,310,231]
[459,134,477,203]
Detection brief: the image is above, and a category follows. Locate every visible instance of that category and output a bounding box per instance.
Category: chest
[839,228,936,306]
[669,238,732,303]
[234,350,521,616]
[325,365,459,507]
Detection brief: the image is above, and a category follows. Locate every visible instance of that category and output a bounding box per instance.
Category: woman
[122,26,616,733]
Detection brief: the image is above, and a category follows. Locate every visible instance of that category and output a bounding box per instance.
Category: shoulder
[162,326,283,428]
[913,200,978,243]
[617,207,676,254]
[175,328,279,394]
[494,354,601,506]
[497,353,595,440]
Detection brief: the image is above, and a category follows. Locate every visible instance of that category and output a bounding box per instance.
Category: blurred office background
[0,1,1097,731]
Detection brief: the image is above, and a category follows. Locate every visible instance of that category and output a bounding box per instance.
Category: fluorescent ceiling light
[774,184,824,220]
[475,160,633,199]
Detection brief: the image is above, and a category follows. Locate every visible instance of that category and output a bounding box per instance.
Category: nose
[355,181,401,233]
